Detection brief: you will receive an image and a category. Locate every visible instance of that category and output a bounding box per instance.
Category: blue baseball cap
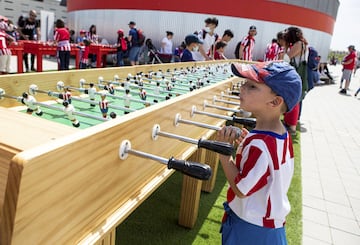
[185,34,203,45]
[231,61,302,112]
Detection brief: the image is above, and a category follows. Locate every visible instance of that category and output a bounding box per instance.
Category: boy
[216,61,301,245]
[181,34,203,62]
[214,41,227,60]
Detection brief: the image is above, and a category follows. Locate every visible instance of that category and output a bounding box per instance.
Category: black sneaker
[339,89,347,94]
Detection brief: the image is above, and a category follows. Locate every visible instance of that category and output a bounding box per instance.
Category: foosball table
[0,60,254,244]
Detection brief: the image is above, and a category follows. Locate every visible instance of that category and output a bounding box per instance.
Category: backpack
[121,38,128,51]
[307,47,319,70]
[136,29,145,46]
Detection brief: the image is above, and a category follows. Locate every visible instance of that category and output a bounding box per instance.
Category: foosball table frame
[0,60,245,245]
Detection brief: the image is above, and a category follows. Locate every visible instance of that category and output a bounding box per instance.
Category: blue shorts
[128,46,141,62]
[100,108,108,114]
[220,202,287,245]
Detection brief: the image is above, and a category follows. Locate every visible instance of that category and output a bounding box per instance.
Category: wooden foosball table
[0,60,251,244]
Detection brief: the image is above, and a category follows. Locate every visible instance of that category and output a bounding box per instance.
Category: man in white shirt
[160,31,174,63]
[192,17,219,61]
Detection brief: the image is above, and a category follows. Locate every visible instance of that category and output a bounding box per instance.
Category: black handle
[198,139,234,156]
[232,116,257,128]
[167,157,212,180]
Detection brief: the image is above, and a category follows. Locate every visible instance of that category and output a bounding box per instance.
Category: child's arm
[217,126,248,198]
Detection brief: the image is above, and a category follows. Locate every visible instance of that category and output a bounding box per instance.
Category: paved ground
[7,56,360,244]
[301,65,360,244]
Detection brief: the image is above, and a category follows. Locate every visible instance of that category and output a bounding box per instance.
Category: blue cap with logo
[231,61,302,112]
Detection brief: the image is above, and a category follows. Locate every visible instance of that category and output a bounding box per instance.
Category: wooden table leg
[201,134,220,193]
[178,148,205,228]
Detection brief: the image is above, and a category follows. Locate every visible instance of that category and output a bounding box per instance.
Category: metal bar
[127,148,168,165]
[157,131,198,145]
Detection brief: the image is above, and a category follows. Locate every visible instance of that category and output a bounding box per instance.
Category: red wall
[67,0,335,34]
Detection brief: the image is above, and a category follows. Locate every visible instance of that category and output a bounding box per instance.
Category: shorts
[0,55,11,73]
[341,69,352,81]
[220,202,287,245]
[128,46,141,62]
[100,108,108,114]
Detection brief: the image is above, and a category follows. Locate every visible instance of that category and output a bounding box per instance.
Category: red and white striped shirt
[264,42,280,61]
[61,91,72,101]
[0,31,12,55]
[241,35,255,61]
[99,99,109,109]
[227,130,294,228]
[54,28,71,51]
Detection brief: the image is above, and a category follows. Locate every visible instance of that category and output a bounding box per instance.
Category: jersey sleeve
[235,141,270,196]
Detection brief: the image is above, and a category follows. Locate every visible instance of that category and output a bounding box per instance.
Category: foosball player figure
[139,87,147,100]
[19,92,43,116]
[99,92,109,118]
[165,81,173,91]
[62,101,80,127]
[123,89,132,114]
[103,81,115,95]
[85,83,97,107]
[153,82,161,95]
[59,87,72,104]
[171,74,176,83]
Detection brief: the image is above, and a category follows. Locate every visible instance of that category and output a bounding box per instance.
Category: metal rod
[194,109,233,121]
[70,96,136,112]
[157,131,198,145]
[213,96,239,106]
[127,148,168,165]
[204,100,240,113]
[33,102,108,121]
[220,92,239,100]
[177,117,221,131]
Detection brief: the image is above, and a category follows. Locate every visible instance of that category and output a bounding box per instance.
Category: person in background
[54,19,71,70]
[76,30,87,44]
[282,26,308,136]
[127,21,143,66]
[79,39,90,69]
[235,25,257,61]
[193,17,219,61]
[264,38,280,61]
[0,21,15,74]
[276,31,286,60]
[17,10,40,72]
[69,30,75,43]
[174,41,186,62]
[116,29,128,66]
[181,34,203,62]
[212,29,234,59]
[214,41,227,60]
[339,45,356,94]
[87,25,98,67]
[160,31,174,63]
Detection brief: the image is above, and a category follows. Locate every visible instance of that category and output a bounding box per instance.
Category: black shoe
[339,89,347,94]
[31,67,36,72]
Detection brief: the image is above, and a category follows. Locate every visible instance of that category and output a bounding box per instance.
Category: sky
[330,0,360,51]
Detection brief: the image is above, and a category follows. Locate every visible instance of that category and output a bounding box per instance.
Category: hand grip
[198,139,234,156]
[167,157,212,180]
[232,116,256,128]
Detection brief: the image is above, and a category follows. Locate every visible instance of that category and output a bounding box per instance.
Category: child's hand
[217,125,248,145]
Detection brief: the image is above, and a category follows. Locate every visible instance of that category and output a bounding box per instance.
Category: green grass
[116,133,302,245]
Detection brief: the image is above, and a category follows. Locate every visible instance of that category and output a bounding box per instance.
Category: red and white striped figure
[239,26,257,61]
[59,87,72,104]
[139,87,147,100]
[99,92,109,118]
[54,25,71,52]
[0,21,15,74]
[264,39,280,61]
[226,131,294,229]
